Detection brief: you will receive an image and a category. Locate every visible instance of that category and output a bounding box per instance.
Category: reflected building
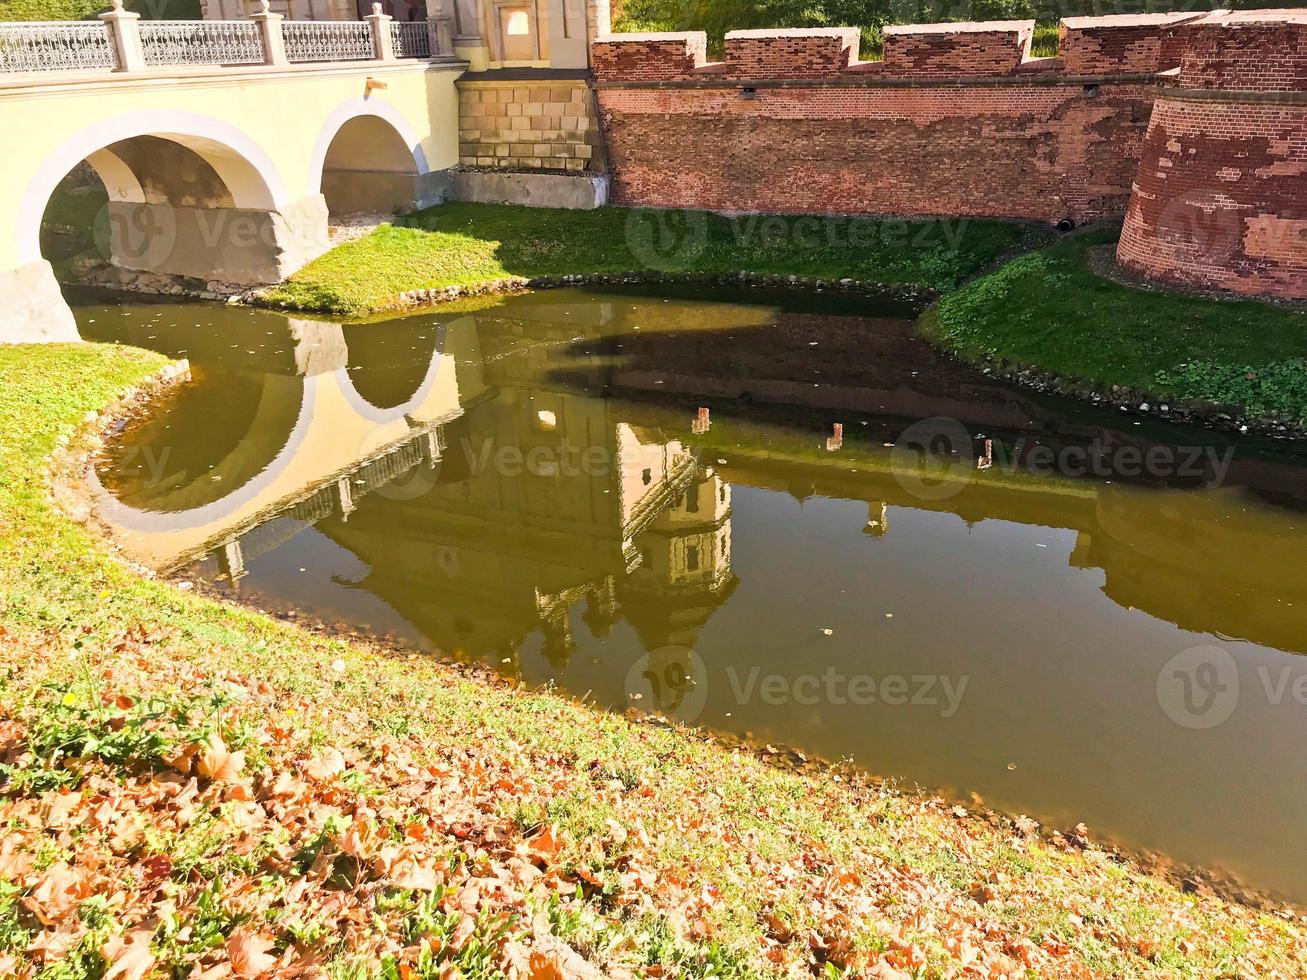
[88,290,1307,664]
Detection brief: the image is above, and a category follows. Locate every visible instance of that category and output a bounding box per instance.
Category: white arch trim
[307,96,431,194]
[17,109,290,265]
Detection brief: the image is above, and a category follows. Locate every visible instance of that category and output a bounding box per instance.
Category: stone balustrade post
[426,15,453,58]
[249,0,288,66]
[100,0,145,73]
[365,2,395,61]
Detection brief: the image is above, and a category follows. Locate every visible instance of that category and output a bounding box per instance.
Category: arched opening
[96,370,309,516]
[10,112,329,344]
[33,128,307,303]
[23,114,326,314]
[318,113,423,221]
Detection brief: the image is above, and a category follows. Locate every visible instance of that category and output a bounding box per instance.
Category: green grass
[261,202,1024,316]
[920,228,1307,423]
[3,344,1306,975]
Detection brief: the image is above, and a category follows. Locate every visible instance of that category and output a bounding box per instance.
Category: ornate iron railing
[0,21,118,74]
[283,21,374,63]
[390,20,430,59]
[140,20,264,67]
[0,15,460,74]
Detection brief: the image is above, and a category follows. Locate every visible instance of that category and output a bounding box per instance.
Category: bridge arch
[309,98,430,217]
[20,109,289,267]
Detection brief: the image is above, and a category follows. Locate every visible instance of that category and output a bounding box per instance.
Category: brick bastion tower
[1117,10,1307,301]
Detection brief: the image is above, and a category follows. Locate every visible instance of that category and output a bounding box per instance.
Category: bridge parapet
[0,0,457,76]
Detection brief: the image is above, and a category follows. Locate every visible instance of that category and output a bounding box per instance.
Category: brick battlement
[1117,9,1307,300]
[591,14,1231,83]
[1175,10,1307,92]
[724,27,860,79]
[882,20,1034,78]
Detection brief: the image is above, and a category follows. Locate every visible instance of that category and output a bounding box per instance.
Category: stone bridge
[0,3,464,341]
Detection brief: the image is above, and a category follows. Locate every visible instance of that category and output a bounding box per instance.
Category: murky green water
[77,285,1307,903]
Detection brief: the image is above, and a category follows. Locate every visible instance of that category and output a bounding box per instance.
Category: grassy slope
[261,203,1024,316]
[2,351,1306,977]
[920,229,1307,423]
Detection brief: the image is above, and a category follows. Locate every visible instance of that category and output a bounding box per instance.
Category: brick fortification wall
[591,15,1209,225]
[1117,11,1307,301]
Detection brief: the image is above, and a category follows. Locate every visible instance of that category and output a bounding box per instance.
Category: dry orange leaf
[226,925,278,978]
[197,734,245,783]
[102,929,156,980]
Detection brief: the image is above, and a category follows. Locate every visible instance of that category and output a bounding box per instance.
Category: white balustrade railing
[283,20,373,63]
[0,21,118,73]
[140,20,264,66]
[390,20,431,60]
[0,12,455,76]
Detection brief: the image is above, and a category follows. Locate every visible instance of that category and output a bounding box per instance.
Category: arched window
[504,9,529,34]
[497,3,536,60]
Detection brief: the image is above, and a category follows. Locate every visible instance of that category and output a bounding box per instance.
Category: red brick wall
[593,14,1306,299]
[1117,14,1307,300]
[590,32,707,81]
[596,82,1158,223]
[592,21,1175,224]
[1178,13,1307,92]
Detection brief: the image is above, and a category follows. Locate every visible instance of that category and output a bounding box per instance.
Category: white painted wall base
[450,169,609,209]
[0,261,80,344]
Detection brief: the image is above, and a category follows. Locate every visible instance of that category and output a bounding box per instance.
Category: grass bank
[259,202,1025,316]
[920,229,1307,427]
[3,350,1307,977]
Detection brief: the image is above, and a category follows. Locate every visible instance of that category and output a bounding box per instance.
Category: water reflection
[78,286,1307,903]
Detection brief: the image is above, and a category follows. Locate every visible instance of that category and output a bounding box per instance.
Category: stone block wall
[458,78,603,171]
[1117,11,1307,301]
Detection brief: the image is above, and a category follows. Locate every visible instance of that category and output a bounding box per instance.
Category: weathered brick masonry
[591,10,1306,300]
[1117,11,1307,300]
[590,15,1206,225]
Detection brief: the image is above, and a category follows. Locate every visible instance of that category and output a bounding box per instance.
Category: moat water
[75,284,1307,904]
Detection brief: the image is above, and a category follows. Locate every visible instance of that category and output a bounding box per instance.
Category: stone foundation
[105,194,330,286]
[0,260,80,344]
[450,168,609,208]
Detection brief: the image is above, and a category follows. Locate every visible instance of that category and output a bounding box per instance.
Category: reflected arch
[336,324,450,423]
[90,373,318,533]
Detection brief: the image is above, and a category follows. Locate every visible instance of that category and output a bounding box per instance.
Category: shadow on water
[73,283,1307,905]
